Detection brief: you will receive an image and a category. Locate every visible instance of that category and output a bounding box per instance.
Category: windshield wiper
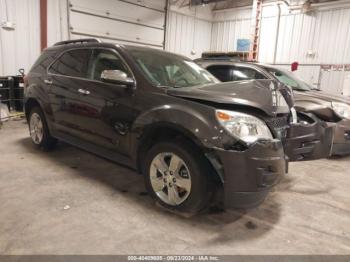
[292,87,308,91]
[157,85,184,89]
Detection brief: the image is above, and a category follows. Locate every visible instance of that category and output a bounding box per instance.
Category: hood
[294,90,350,105]
[294,90,350,122]
[167,80,291,116]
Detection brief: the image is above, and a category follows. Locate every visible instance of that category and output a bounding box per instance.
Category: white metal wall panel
[69,0,166,48]
[211,5,350,94]
[212,6,350,64]
[272,8,350,64]
[312,8,350,64]
[0,0,40,76]
[211,19,251,52]
[210,7,251,52]
[47,0,69,47]
[319,70,347,94]
[258,15,278,63]
[165,11,212,59]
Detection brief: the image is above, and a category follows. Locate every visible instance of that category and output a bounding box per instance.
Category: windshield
[266,67,314,91]
[128,49,219,88]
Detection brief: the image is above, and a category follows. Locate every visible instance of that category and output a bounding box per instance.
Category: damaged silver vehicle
[196,53,349,157]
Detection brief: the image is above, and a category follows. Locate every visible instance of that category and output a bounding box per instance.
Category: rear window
[206,65,267,82]
[49,49,92,78]
[29,50,57,73]
[233,67,266,81]
[206,65,233,82]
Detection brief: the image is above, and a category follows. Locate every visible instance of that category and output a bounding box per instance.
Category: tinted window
[206,65,233,82]
[30,50,56,73]
[88,49,131,81]
[49,49,92,78]
[232,67,267,81]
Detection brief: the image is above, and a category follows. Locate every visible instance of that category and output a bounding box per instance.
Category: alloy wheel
[149,152,192,206]
[29,113,44,145]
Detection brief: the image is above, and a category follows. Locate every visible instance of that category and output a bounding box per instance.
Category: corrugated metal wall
[0,0,40,76]
[261,6,350,64]
[211,7,251,52]
[212,5,350,64]
[211,4,350,94]
[47,0,69,47]
[165,6,212,59]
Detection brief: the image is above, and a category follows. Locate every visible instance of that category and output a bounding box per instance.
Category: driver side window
[88,49,131,82]
[232,67,267,81]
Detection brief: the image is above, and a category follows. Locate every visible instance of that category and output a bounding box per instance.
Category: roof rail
[54,38,101,46]
[201,51,252,62]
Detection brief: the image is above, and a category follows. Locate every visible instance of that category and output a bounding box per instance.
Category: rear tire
[143,140,211,214]
[28,107,57,151]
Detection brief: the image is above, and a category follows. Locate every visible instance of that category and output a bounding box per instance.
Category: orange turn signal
[216,111,231,121]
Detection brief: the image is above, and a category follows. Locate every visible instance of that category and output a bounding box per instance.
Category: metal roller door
[68,0,167,48]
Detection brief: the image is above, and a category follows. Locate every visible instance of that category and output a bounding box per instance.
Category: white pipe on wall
[273,3,281,64]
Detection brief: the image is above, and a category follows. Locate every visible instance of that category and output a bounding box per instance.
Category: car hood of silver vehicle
[167,79,291,117]
[294,89,350,105]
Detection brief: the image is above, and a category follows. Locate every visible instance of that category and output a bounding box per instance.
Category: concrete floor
[0,119,349,255]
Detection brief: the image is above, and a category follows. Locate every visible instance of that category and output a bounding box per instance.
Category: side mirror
[101,70,134,87]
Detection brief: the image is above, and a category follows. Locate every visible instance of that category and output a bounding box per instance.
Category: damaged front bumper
[210,139,286,209]
[331,118,350,155]
[284,117,335,161]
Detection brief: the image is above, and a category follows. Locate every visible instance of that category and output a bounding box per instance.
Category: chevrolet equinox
[24,39,332,214]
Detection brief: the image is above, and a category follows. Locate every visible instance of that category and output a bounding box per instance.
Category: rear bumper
[212,139,286,209]
[332,119,350,155]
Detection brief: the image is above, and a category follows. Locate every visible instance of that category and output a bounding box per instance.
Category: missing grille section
[264,115,289,140]
[297,112,316,125]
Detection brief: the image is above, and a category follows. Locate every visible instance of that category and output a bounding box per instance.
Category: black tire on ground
[143,139,212,214]
[28,106,57,151]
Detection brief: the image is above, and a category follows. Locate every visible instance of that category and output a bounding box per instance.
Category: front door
[76,48,136,156]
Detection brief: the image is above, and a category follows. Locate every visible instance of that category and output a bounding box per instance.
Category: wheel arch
[135,122,222,184]
[24,98,42,120]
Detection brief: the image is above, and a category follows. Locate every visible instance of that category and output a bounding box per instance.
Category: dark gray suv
[24,39,331,214]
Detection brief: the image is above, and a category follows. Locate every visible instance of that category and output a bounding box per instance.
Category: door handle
[78,88,90,95]
[44,79,53,85]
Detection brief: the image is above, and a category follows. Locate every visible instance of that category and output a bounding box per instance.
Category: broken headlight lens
[332,102,350,120]
[215,110,273,144]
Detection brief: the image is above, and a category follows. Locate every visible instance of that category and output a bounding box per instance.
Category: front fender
[131,103,236,149]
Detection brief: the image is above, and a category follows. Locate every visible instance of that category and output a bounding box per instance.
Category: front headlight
[331,102,350,119]
[215,110,273,144]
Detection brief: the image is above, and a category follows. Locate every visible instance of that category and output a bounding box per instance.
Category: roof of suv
[46,38,189,60]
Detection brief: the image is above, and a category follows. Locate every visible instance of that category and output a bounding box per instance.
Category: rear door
[47,48,93,138]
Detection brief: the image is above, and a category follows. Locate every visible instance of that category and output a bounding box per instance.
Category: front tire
[143,140,211,214]
[28,107,57,151]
